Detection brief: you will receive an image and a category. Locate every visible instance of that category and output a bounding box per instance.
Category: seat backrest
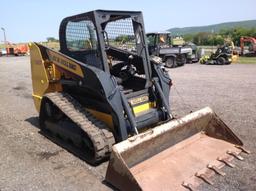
[67,50,103,70]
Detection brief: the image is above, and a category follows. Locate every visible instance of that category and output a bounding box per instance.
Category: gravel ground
[0,56,255,191]
[170,63,256,191]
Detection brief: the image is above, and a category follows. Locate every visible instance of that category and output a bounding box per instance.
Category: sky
[0,0,255,43]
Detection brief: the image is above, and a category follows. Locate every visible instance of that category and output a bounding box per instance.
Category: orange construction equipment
[15,44,29,55]
[240,36,256,56]
[6,42,29,56]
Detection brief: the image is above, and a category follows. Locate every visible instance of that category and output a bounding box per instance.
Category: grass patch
[0,44,5,49]
[237,56,256,64]
[0,41,60,51]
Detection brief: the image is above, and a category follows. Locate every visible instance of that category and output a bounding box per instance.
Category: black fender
[162,54,176,61]
[215,53,231,60]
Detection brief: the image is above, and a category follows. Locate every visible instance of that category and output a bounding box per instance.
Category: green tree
[176,27,256,46]
[115,35,129,43]
[193,32,211,45]
[46,37,58,42]
[183,34,194,42]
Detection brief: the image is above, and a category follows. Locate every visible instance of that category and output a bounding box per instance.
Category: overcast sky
[0,0,255,43]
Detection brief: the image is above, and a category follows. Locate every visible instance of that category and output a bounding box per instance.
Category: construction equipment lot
[0,56,255,191]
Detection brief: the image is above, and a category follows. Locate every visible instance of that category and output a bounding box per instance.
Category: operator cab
[146,31,172,55]
[59,10,152,93]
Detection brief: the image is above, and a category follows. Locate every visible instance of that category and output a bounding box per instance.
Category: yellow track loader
[30,10,249,190]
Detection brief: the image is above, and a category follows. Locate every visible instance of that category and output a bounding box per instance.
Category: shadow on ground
[25,117,40,129]
[24,116,109,166]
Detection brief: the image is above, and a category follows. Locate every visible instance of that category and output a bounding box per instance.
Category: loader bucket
[106,107,247,191]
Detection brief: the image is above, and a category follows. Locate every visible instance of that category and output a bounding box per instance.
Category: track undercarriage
[39,92,115,164]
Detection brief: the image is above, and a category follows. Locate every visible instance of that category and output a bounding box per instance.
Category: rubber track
[43,92,115,163]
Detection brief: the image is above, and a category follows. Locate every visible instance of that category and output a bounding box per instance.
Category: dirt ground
[0,56,255,191]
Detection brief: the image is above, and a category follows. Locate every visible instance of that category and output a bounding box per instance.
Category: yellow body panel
[132,102,155,116]
[232,55,239,63]
[47,49,84,78]
[87,102,155,128]
[29,43,62,112]
[87,109,114,129]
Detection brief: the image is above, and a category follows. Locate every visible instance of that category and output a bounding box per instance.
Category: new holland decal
[47,49,84,77]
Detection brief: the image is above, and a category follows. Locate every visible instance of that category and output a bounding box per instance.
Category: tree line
[183,27,256,46]
[46,27,256,47]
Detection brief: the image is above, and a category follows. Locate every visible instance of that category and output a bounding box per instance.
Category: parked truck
[147,32,192,68]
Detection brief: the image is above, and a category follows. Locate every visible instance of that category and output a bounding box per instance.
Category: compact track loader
[30,10,249,190]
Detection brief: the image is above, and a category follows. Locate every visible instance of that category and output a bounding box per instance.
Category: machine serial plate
[129,95,149,106]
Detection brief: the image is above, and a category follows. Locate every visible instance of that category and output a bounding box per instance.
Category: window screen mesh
[66,20,98,51]
[65,20,102,68]
[105,18,136,51]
